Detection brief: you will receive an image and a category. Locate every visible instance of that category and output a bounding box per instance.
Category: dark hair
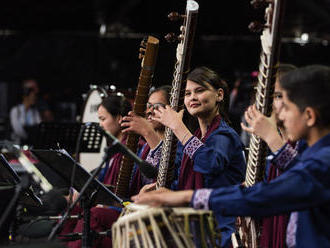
[277,63,297,81]
[187,66,230,124]
[149,85,172,104]
[280,65,330,127]
[98,95,132,117]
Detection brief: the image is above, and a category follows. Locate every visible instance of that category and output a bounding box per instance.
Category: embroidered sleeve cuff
[191,189,213,210]
[146,141,163,167]
[272,142,298,170]
[183,136,203,159]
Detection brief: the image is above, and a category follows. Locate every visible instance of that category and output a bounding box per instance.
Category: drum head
[79,87,108,172]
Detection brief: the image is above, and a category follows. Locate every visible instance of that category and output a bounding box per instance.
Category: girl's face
[146,91,168,131]
[184,80,223,118]
[278,90,308,142]
[273,80,283,116]
[97,105,122,137]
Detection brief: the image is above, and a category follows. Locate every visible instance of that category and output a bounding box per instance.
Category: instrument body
[157,0,199,188]
[233,0,286,247]
[112,204,220,248]
[115,36,159,198]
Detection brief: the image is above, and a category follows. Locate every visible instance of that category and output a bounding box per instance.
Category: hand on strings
[132,189,194,207]
[152,105,184,131]
[121,111,154,137]
[138,182,157,194]
[241,104,284,152]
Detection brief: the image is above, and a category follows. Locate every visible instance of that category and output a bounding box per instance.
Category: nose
[278,105,285,121]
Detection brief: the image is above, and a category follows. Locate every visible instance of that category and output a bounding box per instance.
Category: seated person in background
[133,65,330,248]
[60,95,132,248]
[121,85,172,195]
[10,80,41,145]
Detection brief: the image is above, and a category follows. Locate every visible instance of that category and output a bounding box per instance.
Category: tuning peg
[165,33,179,43]
[248,21,267,33]
[250,0,269,9]
[168,12,184,21]
[138,47,146,59]
[140,37,147,48]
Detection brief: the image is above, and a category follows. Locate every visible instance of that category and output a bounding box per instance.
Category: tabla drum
[112,204,221,248]
[78,85,111,171]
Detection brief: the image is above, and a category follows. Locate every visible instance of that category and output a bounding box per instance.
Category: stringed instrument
[232,0,286,247]
[156,0,199,188]
[115,36,159,199]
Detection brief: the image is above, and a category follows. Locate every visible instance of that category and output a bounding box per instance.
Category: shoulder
[10,104,21,115]
[209,120,242,145]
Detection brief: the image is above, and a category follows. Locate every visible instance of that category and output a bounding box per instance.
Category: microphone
[94,125,158,179]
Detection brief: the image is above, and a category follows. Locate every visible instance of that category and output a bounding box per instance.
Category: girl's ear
[216,88,224,102]
[304,107,317,127]
[117,115,123,125]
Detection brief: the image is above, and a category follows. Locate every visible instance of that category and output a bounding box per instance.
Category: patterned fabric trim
[272,143,298,170]
[183,136,203,159]
[192,189,213,210]
[145,141,163,167]
[286,212,298,247]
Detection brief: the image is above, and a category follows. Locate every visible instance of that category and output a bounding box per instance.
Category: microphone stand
[96,125,158,179]
[48,144,123,248]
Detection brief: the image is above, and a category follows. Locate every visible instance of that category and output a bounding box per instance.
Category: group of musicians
[32,63,328,248]
[1,4,330,248]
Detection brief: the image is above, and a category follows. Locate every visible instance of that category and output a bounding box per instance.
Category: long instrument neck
[115,36,159,198]
[244,0,285,187]
[156,0,199,188]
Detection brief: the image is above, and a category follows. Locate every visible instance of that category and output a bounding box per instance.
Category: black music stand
[0,154,42,243]
[31,122,83,154]
[79,122,105,154]
[0,154,42,208]
[31,149,123,248]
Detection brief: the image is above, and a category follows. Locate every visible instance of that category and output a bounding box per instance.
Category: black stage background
[0,0,329,137]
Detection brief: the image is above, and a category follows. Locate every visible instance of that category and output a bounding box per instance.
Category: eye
[195,87,205,93]
[185,91,191,96]
[274,93,282,100]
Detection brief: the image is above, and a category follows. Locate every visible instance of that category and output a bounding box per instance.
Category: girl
[64,95,131,248]
[142,67,246,247]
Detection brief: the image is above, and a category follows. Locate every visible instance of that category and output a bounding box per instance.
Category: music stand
[0,154,42,208]
[31,122,83,154]
[31,149,122,206]
[79,122,104,153]
[31,149,123,248]
[0,154,42,242]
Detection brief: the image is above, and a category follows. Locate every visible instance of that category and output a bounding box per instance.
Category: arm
[134,157,330,216]
[207,157,330,217]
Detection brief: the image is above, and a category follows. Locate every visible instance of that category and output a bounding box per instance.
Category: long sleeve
[208,156,330,217]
